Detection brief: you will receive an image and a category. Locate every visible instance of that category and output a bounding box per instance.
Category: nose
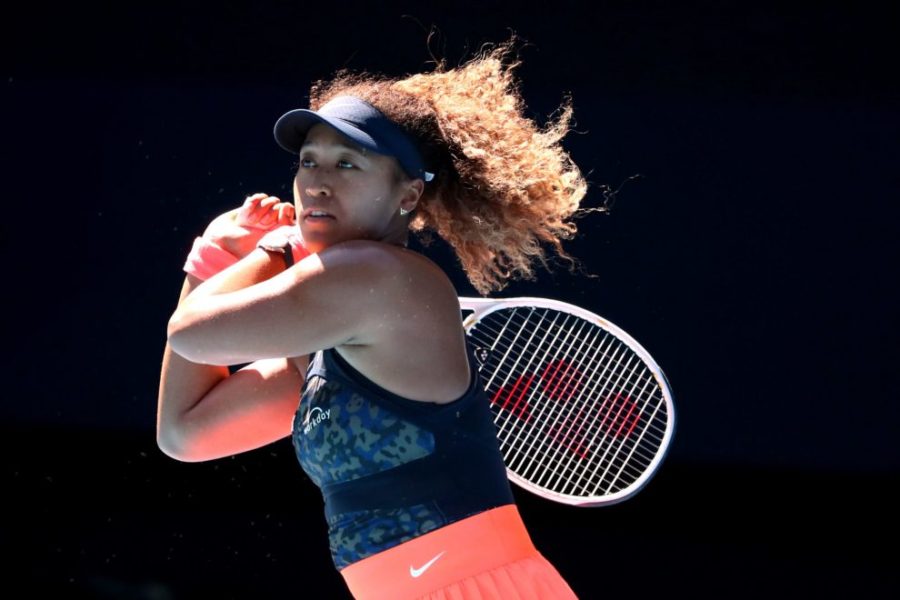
[306,183,331,197]
[303,171,332,198]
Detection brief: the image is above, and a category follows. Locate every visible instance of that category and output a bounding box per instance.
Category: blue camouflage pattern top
[292,346,515,570]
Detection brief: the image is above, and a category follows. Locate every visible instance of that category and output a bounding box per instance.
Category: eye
[337,159,355,169]
[299,157,316,168]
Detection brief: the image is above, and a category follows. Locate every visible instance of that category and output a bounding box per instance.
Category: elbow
[156,406,197,463]
[167,310,187,353]
[167,312,203,364]
[167,308,232,366]
[156,420,190,462]
[156,430,187,462]
[156,426,206,463]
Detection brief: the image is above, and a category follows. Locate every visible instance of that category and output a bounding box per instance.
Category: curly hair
[307,40,598,294]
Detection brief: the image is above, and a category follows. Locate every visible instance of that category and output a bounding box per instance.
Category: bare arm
[167,241,403,366]
[165,238,468,414]
[157,250,306,462]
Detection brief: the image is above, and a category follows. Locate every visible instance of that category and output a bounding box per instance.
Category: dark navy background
[3,1,897,598]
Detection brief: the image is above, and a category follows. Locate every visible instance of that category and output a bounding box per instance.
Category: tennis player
[158,41,588,599]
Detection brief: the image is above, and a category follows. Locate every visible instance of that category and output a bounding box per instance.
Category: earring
[400,207,410,216]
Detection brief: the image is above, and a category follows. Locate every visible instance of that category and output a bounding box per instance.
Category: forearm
[181,245,289,305]
[157,250,287,455]
[167,246,293,363]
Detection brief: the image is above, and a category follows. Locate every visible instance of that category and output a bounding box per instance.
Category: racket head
[460,296,676,507]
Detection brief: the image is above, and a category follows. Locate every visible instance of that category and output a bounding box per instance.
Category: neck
[380,217,411,247]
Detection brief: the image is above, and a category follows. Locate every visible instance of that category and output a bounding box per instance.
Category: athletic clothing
[340,504,579,600]
[292,344,515,569]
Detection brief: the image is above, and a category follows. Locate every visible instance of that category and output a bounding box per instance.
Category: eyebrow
[300,139,368,155]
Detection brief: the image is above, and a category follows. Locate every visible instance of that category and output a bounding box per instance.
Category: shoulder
[283,241,460,343]
[309,241,455,298]
[314,240,438,271]
[312,242,470,401]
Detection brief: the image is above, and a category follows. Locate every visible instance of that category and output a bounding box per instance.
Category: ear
[399,178,425,213]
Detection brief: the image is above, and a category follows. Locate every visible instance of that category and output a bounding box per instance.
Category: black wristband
[257,237,294,269]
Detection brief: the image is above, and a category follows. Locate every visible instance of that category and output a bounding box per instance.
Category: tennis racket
[460,296,675,507]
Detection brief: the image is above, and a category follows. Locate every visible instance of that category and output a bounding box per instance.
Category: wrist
[183,237,240,281]
[216,236,259,261]
[257,226,309,269]
[257,234,294,270]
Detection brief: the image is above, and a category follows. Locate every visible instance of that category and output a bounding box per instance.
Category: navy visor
[273,95,435,182]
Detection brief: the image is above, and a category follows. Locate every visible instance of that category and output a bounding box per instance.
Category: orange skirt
[339,504,579,600]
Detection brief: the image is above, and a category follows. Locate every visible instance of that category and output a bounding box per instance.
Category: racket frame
[459,296,676,506]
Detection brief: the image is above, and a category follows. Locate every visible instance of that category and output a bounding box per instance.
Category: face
[293,124,421,252]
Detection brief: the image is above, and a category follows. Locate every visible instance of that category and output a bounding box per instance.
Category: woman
[159,42,589,599]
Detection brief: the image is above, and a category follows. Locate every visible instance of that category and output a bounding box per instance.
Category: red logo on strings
[491,360,641,460]
[490,359,586,422]
[598,392,641,440]
[547,392,641,461]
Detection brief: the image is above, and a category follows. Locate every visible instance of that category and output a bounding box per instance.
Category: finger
[236,194,273,225]
[252,195,280,219]
[237,193,266,218]
[257,197,282,226]
[262,207,291,227]
[243,193,268,210]
[277,203,295,224]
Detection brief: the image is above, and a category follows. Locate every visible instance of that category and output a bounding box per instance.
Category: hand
[203,193,296,259]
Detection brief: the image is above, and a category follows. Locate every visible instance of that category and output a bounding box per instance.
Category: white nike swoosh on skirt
[409,551,447,578]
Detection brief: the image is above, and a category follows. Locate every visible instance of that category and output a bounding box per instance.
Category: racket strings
[468,307,670,497]
[475,320,664,495]
[530,348,653,495]
[472,312,668,443]
[534,348,663,496]
[496,314,594,477]
[472,311,668,446]
[481,309,581,457]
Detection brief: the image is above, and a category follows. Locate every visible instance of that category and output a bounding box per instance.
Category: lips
[302,208,335,220]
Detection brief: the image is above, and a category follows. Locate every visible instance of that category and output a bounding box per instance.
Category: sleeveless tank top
[292,344,515,570]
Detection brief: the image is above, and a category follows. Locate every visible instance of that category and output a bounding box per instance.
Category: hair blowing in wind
[308,40,597,294]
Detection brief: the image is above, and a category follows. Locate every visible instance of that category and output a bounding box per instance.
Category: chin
[301,239,330,254]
